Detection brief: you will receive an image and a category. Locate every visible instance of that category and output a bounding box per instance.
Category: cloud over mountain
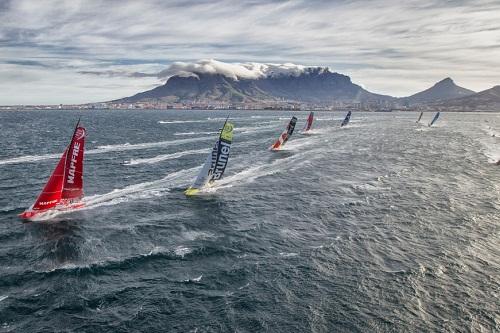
[156,59,317,80]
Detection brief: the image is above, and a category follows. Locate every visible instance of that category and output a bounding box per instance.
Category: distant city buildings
[0,99,494,112]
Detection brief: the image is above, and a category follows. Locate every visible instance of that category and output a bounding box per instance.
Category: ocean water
[0,109,498,332]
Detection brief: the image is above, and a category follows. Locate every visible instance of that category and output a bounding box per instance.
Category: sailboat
[428,112,440,127]
[185,120,234,196]
[270,116,297,150]
[301,112,314,134]
[416,111,423,123]
[19,120,86,220]
[341,111,352,127]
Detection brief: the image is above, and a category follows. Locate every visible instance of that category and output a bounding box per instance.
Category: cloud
[155,59,312,80]
[0,0,499,103]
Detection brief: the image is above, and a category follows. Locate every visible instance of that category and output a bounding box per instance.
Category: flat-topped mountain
[113,60,393,104]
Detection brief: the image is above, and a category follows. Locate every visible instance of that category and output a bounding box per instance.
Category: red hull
[18,201,85,220]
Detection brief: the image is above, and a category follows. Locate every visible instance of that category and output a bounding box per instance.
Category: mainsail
[302,112,314,133]
[270,116,297,150]
[416,111,423,123]
[185,120,234,196]
[19,120,86,219]
[62,126,86,200]
[428,112,440,127]
[341,111,352,127]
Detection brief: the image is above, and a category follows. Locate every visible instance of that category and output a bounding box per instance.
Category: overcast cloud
[0,0,499,104]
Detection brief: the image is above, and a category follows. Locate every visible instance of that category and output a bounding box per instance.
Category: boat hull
[184,187,200,196]
[18,201,85,220]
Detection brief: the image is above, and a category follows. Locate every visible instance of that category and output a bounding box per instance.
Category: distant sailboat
[341,111,352,127]
[185,120,234,196]
[19,120,86,220]
[302,112,314,134]
[416,111,423,123]
[270,116,297,150]
[428,112,440,127]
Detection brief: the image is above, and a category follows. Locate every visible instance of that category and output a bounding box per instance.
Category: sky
[0,0,499,105]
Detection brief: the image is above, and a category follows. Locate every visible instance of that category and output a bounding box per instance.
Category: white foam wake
[0,136,213,166]
[83,166,199,209]
[158,120,204,124]
[174,131,219,136]
[0,153,61,165]
[93,136,212,153]
[124,148,208,166]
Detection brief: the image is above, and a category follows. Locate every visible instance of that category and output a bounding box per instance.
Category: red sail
[270,117,297,150]
[62,127,86,200]
[271,132,289,150]
[304,112,314,132]
[31,150,67,211]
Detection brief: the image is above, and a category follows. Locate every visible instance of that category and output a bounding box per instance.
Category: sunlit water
[0,109,498,332]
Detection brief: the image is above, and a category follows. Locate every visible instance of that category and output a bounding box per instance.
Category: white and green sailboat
[185,120,234,196]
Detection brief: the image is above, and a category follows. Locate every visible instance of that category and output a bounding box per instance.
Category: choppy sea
[0,109,498,332]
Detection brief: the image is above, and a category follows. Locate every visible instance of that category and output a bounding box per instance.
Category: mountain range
[112,61,499,110]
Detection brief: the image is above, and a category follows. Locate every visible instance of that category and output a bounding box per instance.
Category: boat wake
[0,153,60,165]
[158,120,205,124]
[83,166,199,209]
[206,155,302,193]
[123,148,207,166]
[0,136,214,165]
[174,131,219,136]
[93,136,212,153]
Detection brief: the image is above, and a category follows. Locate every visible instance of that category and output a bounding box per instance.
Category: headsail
[29,151,67,212]
[416,111,423,123]
[185,121,234,196]
[341,111,352,127]
[302,112,314,132]
[270,116,297,150]
[428,112,440,127]
[19,120,86,219]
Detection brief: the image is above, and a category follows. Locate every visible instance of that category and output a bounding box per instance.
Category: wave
[159,117,229,124]
[300,128,327,135]
[483,126,500,138]
[235,123,279,134]
[174,131,219,136]
[123,148,207,166]
[83,166,198,209]
[251,115,277,119]
[0,136,213,166]
[316,117,343,121]
[183,274,202,282]
[37,245,190,275]
[206,117,228,121]
[158,120,204,124]
[478,126,500,163]
[93,136,212,153]
[0,152,61,165]
[174,246,193,258]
